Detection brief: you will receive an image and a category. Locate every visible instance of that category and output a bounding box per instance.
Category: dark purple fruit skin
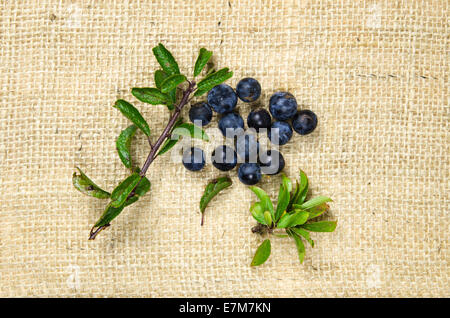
[207,84,238,114]
[238,163,262,185]
[211,145,237,171]
[269,92,298,121]
[182,147,205,171]
[247,108,272,132]
[189,102,212,126]
[259,149,285,175]
[218,112,245,137]
[292,110,317,135]
[268,121,293,145]
[236,78,261,102]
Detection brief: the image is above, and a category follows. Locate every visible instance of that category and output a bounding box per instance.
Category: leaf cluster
[250,170,337,266]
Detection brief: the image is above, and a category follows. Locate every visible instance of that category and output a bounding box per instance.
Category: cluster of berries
[182,78,317,185]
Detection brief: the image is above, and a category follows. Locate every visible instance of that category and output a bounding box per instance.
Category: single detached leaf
[307,203,330,220]
[116,125,137,169]
[172,123,209,141]
[250,202,266,225]
[110,173,141,207]
[301,221,337,232]
[161,74,187,93]
[194,48,213,77]
[113,100,151,136]
[289,230,306,264]
[251,239,271,266]
[277,210,309,228]
[291,227,314,247]
[194,68,233,97]
[295,196,332,210]
[131,87,171,105]
[199,177,232,225]
[72,167,110,199]
[249,186,274,219]
[152,43,180,75]
[275,182,290,222]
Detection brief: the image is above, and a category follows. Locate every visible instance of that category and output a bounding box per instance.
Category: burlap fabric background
[0,0,448,297]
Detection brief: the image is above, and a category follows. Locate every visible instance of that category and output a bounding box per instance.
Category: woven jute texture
[0,0,448,297]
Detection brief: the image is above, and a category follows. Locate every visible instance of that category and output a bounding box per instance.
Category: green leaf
[274,182,290,221]
[277,210,309,228]
[172,123,209,141]
[93,193,142,228]
[94,203,124,227]
[291,227,314,247]
[157,118,183,156]
[288,230,305,264]
[307,203,330,220]
[154,70,167,89]
[131,87,171,105]
[263,211,272,227]
[161,74,187,94]
[194,68,233,97]
[110,173,141,207]
[157,137,179,156]
[116,125,137,169]
[295,196,332,210]
[249,186,274,219]
[152,43,180,75]
[113,100,151,137]
[282,174,293,192]
[251,239,271,266]
[199,177,232,225]
[194,48,213,77]
[298,170,309,203]
[301,221,337,232]
[133,176,151,197]
[72,167,110,199]
[250,202,266,225]
[154,70,176,109]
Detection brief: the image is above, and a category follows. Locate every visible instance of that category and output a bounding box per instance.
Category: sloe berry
[292,110,317,135]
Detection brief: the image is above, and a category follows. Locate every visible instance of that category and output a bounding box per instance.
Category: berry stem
[88,81,196,241]
[140,81,196,177]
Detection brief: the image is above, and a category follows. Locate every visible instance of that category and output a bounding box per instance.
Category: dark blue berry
[268,121,293,145]
[235,132,259,163]
[259,149,285,175]
[292,110,317,135]
[238,163,262,185]
[207,84,237,114]
[269,92,298,121]
[182,147,205,171]
[189,102,212,126]
[236,78,261,102]
[211,145,237,171]
[247,109,271,132]
[218,112,244,137]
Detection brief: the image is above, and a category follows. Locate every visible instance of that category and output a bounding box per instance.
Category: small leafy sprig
[73,44,233,239]
[249,170,337,266]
